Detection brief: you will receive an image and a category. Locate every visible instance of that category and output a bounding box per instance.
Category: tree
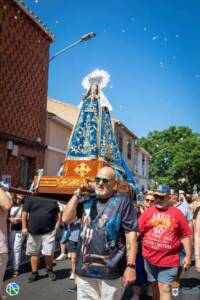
[139,126,200,193]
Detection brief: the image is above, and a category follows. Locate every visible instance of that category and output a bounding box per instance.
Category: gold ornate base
[34,175,86,195]
[34,159,132,196]
[34,159,106,195]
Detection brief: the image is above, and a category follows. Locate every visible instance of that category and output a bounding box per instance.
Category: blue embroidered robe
[66,96,142,200]
[66,97,123,170]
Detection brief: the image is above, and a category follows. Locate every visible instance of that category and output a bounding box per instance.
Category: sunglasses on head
[94,176,111,184]
[145,198,155,203]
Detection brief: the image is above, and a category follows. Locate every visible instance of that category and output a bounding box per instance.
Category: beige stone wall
[44,116,72,175]
[47,119,70,150]
[47,98,79,125]
[113,120,150,191]
[120,131,135,171]
[44,149,64,176]
[113,121,136,172]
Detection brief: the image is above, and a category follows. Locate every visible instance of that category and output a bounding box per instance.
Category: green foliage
[139,126,200,192]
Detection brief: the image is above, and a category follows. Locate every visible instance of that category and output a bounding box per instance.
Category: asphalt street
[2,258,200,300]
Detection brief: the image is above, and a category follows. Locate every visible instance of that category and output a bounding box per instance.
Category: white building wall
[135,147,149,192]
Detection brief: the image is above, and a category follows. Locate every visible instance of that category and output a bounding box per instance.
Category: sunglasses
[145,198,155,203]
[94,176,111,184]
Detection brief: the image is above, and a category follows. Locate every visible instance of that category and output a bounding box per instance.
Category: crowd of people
[0,166,200,300]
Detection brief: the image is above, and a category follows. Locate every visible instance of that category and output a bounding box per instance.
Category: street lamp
[49,32,96,62]
[150,146,171,160]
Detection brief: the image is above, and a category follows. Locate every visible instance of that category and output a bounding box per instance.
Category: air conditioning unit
[6,140,13,150]
[12,145,19,156]
[1,175,11,187]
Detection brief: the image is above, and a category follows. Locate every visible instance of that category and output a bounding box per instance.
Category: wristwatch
[127,263,136,269]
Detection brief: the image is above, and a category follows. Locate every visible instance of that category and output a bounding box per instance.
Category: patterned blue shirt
[76,191,137,279]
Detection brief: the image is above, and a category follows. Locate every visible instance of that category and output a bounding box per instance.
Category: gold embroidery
[74,163,92,177]
[59,179,82,187]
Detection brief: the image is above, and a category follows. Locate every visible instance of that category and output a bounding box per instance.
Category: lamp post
[150,138,186,160]
[49,32,96,62]
[150,145,171,160]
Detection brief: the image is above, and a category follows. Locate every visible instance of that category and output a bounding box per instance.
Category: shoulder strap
[11,206,22,218]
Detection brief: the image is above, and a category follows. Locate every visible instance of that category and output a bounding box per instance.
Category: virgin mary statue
[66,70,142,200]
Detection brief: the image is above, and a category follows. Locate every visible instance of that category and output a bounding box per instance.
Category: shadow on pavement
[54,268,71,280]
[181,278,200,288]
[5,254,71,281]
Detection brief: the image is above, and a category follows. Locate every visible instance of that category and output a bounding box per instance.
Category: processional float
[33,70,142,201]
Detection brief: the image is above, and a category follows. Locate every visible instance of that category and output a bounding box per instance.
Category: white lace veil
[79,69,113,111]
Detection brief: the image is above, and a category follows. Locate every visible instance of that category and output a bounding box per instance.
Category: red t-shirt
[138,205,191,267]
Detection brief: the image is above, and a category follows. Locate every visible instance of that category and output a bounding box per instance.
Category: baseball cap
[154,184,170,196]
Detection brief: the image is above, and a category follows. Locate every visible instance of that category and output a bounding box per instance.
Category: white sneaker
[69,273,75,280]
[56,253,67,261]
[67,253,71,259]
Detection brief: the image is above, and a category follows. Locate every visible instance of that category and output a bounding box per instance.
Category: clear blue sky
[24,0,200,137]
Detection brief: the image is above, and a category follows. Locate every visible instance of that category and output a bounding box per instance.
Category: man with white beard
[62,166,138,300]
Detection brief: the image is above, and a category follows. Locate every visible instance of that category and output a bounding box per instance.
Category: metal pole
[150,146,170,159]
[49,32,96,63]
[49,39,82,62]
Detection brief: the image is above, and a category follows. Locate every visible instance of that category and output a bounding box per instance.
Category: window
[134,150,138,167]
[118,135,123,153]
[142,154,145,176]
[127,141,132,160]
[19,156,36,188]
[134,150,138,173]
